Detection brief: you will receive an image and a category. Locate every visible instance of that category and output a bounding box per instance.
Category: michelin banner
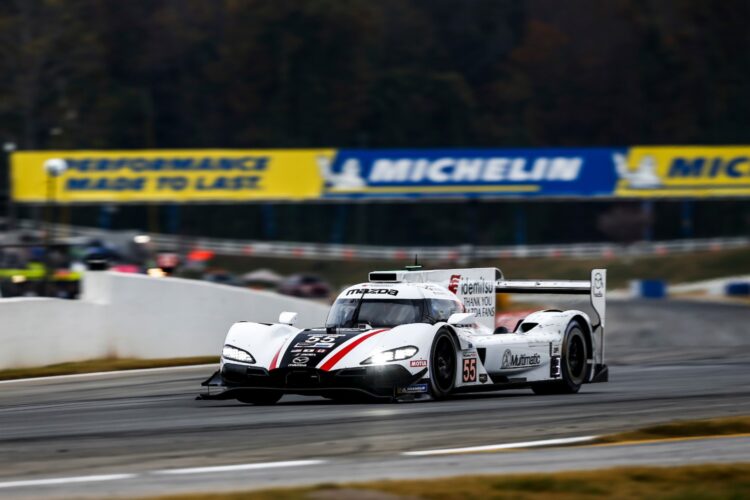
[320,147,750,198]
[319,149,617,198]
[11,147,750,203]
[11,150,331,203]
[614,146,750,197]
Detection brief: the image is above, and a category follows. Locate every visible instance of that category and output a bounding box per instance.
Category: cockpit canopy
[325,297,464,328]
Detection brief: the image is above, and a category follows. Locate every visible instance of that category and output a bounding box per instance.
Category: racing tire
[429,329,458,400]
[236,390,283,405]
[531,320,588,395]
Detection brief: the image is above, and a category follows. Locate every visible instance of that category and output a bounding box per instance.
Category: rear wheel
[236,390,283,405]
[532,320,588,395]
[429,329,457,400]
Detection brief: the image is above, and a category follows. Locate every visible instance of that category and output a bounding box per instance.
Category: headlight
[361,346,418,365]
[222,345,255,364]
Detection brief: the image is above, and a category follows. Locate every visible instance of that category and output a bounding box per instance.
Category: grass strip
[145,463,750,500]
[594,415,750,444]
[0,356,218,381]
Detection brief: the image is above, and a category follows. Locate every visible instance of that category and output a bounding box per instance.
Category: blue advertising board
[319,148,622,198]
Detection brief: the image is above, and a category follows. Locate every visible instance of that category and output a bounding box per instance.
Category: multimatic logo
[501,349,541,369]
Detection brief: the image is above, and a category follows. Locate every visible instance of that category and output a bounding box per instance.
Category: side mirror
[278,311,298,326]
[447,312,475,326]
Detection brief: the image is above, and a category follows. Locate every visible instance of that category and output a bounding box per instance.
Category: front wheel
[429,329,457,400]
[236,390,283,405]
[532,320,588,395]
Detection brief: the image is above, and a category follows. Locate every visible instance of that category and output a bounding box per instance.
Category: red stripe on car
[319,329,390,372]
[269,345,283,370]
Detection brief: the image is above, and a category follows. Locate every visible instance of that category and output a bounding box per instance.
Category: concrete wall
[0,272,329,369]
[0,297,106,368]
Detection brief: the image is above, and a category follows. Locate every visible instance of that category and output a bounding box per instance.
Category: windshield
[326,299,424,328]
[425,299,465,323]
[325,298,465,328]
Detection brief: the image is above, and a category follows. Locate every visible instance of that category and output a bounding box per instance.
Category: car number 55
[462,358,477,382]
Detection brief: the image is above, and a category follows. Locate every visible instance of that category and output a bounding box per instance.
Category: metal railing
[12,221,748,262]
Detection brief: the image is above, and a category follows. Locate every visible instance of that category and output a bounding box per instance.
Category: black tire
[236,390,283,405]
[429,329,458,400]
[532,320,588,395]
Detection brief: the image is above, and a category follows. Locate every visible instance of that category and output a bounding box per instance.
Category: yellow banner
[12,150,333,202]
[615,146,750,197]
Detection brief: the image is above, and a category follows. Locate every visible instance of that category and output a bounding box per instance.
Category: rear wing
[369,267,606,366]
[495,269,607,365]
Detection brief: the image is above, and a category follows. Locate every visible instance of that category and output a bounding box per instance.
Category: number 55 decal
[462,358,477,383]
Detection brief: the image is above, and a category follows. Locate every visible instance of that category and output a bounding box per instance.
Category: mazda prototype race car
[199,267,608,404]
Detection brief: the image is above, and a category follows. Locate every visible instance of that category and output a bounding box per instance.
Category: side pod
[494,268,607,382]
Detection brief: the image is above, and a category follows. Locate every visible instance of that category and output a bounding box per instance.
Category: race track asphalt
[0,299,748,499]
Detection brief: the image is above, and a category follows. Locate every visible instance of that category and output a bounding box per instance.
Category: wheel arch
[570,314,593,379]
[440,324,460,343]
[223,322,299,369]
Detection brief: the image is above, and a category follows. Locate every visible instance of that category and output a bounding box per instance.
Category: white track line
[0,460,326,490]
[153,459,327,475]
[0,474,135,489]
[402,436,598,456]
[0,364,216,385]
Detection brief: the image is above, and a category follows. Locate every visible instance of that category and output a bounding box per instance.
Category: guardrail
[13,221,750,262]
[144,235,750,261]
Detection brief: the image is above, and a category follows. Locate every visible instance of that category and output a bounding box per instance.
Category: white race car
[200,266,608,404]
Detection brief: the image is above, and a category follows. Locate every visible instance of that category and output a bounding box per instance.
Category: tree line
[1,0,748,150]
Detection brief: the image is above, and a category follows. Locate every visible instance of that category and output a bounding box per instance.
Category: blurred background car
[240,268,284,290]
[201,269,242,287]
[277,273,332,299]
